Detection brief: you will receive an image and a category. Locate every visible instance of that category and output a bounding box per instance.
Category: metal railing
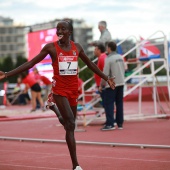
[78,30,170,120]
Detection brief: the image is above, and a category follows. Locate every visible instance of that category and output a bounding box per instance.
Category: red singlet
[52,41,79,106]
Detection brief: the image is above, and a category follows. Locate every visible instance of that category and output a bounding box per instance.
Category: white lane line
[79,155,170,163]
[0,162,69,170]
[0,149,170,164]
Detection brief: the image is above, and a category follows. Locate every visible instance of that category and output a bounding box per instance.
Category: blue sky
[0,0,170,40]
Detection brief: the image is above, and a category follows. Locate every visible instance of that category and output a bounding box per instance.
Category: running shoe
[74,166,83,170]
[118,124,123,130]
[101,125,115,131]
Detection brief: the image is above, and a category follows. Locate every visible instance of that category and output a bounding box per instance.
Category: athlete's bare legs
[53,94,79,170]
[48,105,65,126]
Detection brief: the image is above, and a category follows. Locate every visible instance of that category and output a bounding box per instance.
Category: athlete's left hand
[107,76,115,90]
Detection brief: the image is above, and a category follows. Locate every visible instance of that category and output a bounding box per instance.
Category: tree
[15,56,27,68]
[0,56,27,83]
[1,56,15,83]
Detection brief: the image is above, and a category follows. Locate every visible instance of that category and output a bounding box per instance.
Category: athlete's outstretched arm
[76,43,115,90]
[0,44,51,80]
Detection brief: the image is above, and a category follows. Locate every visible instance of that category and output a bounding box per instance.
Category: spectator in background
[94,43,107,88]
[100,41,125,131]
[16,76,30,105]
[93,43,107,107]
[13,76,30,105]
[19,71,45,112]
[90,21,112,47]
[33,67,52,102]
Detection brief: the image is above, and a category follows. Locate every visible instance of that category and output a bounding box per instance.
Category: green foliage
[1,56,14,72]
[1,56,15,83]
[125,54,138,72]
[78,58,94,90]
[142,63,167,75]
[0,55,28,83]
[155,64,167,75]
[15,56,27,68]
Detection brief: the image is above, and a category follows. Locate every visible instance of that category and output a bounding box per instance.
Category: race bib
[58,56,78,75]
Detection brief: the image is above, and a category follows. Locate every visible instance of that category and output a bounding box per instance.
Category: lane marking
[0,162,69,170]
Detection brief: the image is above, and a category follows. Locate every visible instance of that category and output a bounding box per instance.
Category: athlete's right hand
[0,71,6,80]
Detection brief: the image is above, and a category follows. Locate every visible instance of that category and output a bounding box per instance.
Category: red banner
[27,28,58,80]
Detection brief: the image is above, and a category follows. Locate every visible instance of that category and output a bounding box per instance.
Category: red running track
[0,116,170,170]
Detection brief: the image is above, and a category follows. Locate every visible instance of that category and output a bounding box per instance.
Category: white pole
[164,36,170,100]
[138,62,142,114]
[151,61,157,115]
